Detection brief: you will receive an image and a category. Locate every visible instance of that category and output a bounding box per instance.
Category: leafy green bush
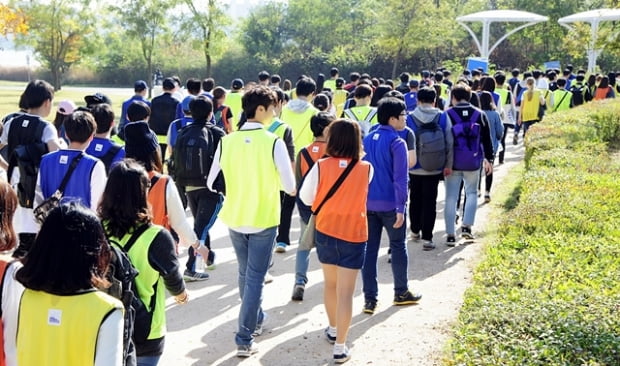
[446,100,620,366]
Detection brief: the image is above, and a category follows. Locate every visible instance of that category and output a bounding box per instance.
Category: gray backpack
[411,113,447,171]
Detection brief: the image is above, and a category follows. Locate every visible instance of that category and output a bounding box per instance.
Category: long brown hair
[98,159,152,238]
[526,77,536,101]
[0,181,17,252]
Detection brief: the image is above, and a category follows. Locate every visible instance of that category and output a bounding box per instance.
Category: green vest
[552,89,572,112]
[280,104,317,153]
[218,128,281,228]
[111,225,166,340]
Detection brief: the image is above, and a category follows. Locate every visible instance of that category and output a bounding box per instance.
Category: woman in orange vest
[123,121,210,277]
[593,76,616,100]
[299,119,373,364]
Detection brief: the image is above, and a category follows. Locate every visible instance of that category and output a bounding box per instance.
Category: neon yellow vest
[343,105,378,136]
[439,83,449,99]
[280,104,317,152]
[521,89,542,122]
[267,118,287,140]
[551,90,571,112]
[18,289,122,366]
[218,128,281,228]
[111,225,166,340]
[323,79,336,92]
[333,90,348,117]
[226,92,243,131]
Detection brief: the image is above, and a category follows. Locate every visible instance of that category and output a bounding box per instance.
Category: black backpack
[105,224,154,366]
[6,115,48,208]
[570,84,585,106]
[172,122,225,189]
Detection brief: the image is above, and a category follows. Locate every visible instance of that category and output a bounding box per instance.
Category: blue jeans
[444,170,480,235]
[295,218,310,285]
[137,355,161,366]
[230,227,277,345]
[362,210,409,300]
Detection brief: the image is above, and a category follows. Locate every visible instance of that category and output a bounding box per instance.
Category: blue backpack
[448,108,483,171]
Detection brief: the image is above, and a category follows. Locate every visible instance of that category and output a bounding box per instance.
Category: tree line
[4,0,620,90]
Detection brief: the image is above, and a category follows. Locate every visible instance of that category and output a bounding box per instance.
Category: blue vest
[404,91,418,112]
[363,125,400,205]
[168,117,194,148]
[40,150,99,207]
[86,137,125,169]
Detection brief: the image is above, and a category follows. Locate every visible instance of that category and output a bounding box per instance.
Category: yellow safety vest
[521,89,542,122]
[18,289,122,366]
[110,225,166,340]
[218,128,281,228]
[226,92,243,131]
[551,89,572,112]
[280,104,317,153]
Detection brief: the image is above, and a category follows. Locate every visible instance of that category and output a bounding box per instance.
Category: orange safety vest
[147,172,170,230]
[299,141,327,177]
[312,158,371,243]
[594,86,611,100]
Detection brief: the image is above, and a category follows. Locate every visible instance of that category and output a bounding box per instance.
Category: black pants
[408,173,442,241]
[185,188,223,271]
[498,124,513,163]
[276,191,296,245]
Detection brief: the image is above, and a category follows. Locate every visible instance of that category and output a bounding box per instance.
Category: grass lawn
[0,81,134,121]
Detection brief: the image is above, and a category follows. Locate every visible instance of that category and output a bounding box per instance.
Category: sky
[0,0,287,67]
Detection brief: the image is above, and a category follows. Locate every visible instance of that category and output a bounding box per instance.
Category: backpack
[6,116,48,208]
[410,113,447,171]
[99,143,122,173]
[213,106,230,132]
[448,108,483,171]
[172,122,224,188]
[570,85,585,106]
[104,225,156,366]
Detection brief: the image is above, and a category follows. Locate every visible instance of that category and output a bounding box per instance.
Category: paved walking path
[161,140,524,366]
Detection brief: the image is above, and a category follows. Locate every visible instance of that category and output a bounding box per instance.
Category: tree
[13,0,95,90]
[0,3,27,36]
[181,0,230,77]
[115,0,172,97]
[373,0,453,78]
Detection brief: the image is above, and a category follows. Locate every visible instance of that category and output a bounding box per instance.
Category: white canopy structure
[559,8,620,73]
[457,10,549,60]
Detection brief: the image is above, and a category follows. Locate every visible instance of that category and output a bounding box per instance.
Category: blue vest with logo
[40,150,99,207]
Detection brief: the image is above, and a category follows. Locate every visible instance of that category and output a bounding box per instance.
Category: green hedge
[446,100,620,366]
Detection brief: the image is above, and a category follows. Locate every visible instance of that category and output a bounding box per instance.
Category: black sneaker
[183,269,209,282]
[461,226,475,240]
[207,250,216,267]
[363,299,378,314]
[324,327,336,344]
[393,290,422,305]
[446,235,456,247]
[333,346,351,364]
[236,343,259,357]
[291,284,305,301]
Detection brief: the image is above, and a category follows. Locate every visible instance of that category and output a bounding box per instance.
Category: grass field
[0,81,135,122]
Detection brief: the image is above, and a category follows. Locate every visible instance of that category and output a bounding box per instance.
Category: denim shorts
[315,230,366,269]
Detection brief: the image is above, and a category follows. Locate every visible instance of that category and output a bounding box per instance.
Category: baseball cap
[84,92,112,107]
[134,80,148,91]
[231,78,244,90]
[408,79,419,88]
[57,100,77,115]
[181,95,195,114]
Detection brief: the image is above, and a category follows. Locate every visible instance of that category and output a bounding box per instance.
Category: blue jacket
[363,125,408,213]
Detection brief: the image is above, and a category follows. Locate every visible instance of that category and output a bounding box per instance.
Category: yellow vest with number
[218,128,281,228]
[17,289,122,366]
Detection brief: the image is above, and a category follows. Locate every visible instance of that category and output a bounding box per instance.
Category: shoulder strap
[343,109,356,121]
[300,148,314,168]
[121,224,151,253]
[0,259,11,317]
[554,91,570,112]
[267,121,283,133]
[362,109,377,124]
[314,159,358,215]
[57,152,84,195]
